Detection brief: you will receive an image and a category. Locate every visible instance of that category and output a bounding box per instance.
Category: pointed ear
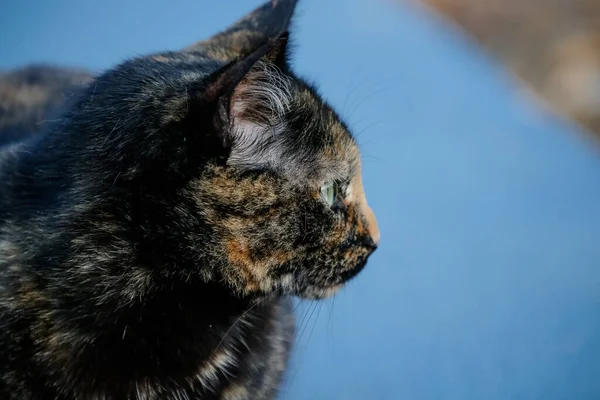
[191,33,291,153]
[261,31,290,67]
[186,33,293,169]
[199,33,290,107]
[185,0,298,61]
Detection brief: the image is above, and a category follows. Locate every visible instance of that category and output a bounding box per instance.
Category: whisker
[341,75,372,116]
[353,118,390,142]
[285,301,319,393]
[211,290,278,356]
[35,119,64,125]
[362,155,387,164]
[342,76,392,120]
[292,298,304,314]
[305,303,322,352]
[294,301,313,348]
[347,85,392,121]
[295,301,318,350]
[327,296,336,351]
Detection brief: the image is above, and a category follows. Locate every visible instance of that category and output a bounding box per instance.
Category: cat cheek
[225,240,261,292]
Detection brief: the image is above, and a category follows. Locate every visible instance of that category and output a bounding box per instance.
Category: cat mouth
[325,254,370,289]
[338,258,369,283]
[296,256,370,299]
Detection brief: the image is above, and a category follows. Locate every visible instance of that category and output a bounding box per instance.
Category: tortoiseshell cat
[0,0,379,398]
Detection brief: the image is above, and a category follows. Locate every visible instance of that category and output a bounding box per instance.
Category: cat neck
[27,277,284,396]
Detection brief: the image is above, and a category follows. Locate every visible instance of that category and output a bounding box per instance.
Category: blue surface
[2,0,600,398]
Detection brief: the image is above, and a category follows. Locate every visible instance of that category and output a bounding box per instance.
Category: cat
[0,0,380,398]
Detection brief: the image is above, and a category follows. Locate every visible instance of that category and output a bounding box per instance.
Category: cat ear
[226,33,292,168]
[198,33,290,108]
[184,0,298,61]
[194,33,293,168]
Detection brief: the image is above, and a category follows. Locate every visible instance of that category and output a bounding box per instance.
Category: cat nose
[369,219,380,248]
[364,206,380,248]
[351,172,380,248]
[359,211,379,252]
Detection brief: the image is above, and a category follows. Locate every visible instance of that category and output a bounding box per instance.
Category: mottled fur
[0,1,379,399]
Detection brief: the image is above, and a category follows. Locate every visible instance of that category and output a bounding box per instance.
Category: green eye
[320,182,337,206]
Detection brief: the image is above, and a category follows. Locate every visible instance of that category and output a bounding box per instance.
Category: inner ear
[200,33,291,148]
[201,33,290,107]
[179,33,292,166]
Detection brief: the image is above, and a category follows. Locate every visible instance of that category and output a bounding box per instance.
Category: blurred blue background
[2,0,600,398]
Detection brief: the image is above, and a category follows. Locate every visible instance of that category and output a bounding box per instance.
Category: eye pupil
[321,182,337,206]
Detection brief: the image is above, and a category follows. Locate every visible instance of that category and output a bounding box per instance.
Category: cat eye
[320,182,338,207]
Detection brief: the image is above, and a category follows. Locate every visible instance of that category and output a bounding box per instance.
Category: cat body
[0,1,379,399]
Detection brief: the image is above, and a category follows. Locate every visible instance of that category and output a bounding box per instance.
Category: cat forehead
[227,72,360,181]
[294,84,358,161]
[286,89,361,181]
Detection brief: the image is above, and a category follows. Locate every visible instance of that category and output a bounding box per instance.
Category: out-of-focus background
[2,0,600,398]
[413,0,600,140]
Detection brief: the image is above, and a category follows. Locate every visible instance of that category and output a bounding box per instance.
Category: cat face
[71,0,379,300]
[193,73,380,299]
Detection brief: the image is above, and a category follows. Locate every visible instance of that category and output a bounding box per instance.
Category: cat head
[71,0,379,300]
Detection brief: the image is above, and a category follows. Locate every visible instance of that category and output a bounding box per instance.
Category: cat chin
[297,283,344,300]
[244,274,344,300]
